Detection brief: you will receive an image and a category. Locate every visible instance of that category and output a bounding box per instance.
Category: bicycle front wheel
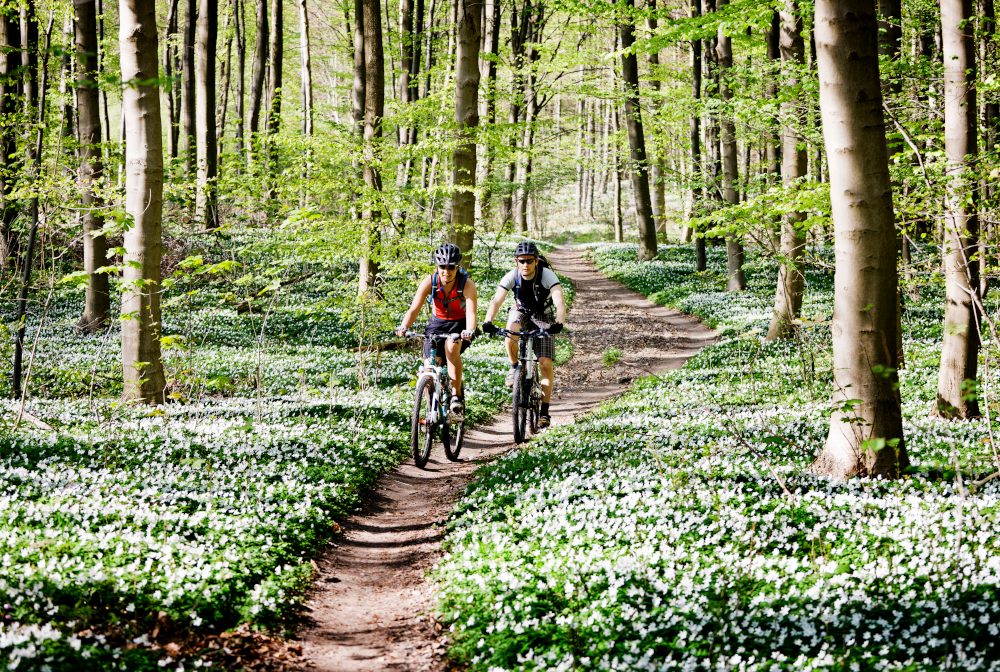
[512,367,528,444]
[443,413,464,461]
[411,376,436,468]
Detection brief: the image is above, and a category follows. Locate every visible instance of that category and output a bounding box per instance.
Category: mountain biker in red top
[481,241,566,429]
[395,243,478,420]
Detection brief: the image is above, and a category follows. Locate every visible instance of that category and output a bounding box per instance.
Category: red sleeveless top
[430,272,466,320]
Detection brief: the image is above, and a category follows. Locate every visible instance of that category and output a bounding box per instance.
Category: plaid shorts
[506,307,555,360]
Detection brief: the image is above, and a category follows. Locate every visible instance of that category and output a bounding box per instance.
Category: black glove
[547,322,563,335]
[482,321,499,335]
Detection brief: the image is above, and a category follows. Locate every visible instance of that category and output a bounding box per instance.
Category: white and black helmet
[432,243,463,266]
[514,241,539,258]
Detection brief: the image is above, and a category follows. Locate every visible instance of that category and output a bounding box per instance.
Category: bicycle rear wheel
[512,367,528,444]
[411,376,436,468]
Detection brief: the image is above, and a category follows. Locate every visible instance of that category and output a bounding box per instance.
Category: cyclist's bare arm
[483,285,509,324]
[549,284,566,324]
[462,279,478,336]
[398,276,433,333]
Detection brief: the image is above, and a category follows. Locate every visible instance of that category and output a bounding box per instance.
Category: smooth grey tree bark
[618,0,657,261]
[246,0,268,167]
[717,0,745,291]
[358,0,383,293]
[265,0,283,198]
[195,0,218,228]
[181,0,197,172]
[450,0,482,257]
[766,0,808,339]
[0,12,21,270]
[119,0,167,404]
[163,0,180,158]
[76,0,110,329]
[234,0,246,161]
[810,0,907,480]
[690,0,705,271]
[934,0,981,419]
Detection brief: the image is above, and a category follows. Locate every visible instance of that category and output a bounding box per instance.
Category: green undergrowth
[435,243,1000,672]
[0,233,572,670]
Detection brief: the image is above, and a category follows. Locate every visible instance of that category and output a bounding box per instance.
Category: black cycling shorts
[424,316,471,359]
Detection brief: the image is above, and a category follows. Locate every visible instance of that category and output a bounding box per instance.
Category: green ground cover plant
[0,234,566,670]
[434,244,1000,672]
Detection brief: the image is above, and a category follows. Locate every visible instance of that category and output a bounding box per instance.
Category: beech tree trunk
[76,0,110,329]
[619,0,657,261]
[21,3,39,121]
[0,13,20,271]
[690,0,705,271]
[181,0,197,172]
[246,0,268,166]
[766,0,808,338]
[475,0,499,223]
[934,0,980,418]
[449,0,482,257]
[300,0,313,187]
[648,0,665,234]
[399,0,413,103]
[163,0,179,158]
[234,0,246,161]
[811,0,906,480]
[358,0,383,293]
[265,0,283,197]
[195,0,218,228]
[717,1,745,291]
[119,0,167,404]
[764,10,780,254]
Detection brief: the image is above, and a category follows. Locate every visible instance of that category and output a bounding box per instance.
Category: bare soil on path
[291,248,716,671]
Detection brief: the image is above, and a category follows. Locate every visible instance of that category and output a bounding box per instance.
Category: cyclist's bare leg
[539,356,554,403]
[504,320,520,365]
[444,338,464,397]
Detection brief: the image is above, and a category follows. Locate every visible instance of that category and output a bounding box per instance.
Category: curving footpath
[292,247,717,671]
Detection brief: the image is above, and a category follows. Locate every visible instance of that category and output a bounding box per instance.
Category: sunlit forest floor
[434,244,1000,672]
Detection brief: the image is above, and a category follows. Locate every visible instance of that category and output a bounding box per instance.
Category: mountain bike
[495,327,547,444]
[405,331,466,468]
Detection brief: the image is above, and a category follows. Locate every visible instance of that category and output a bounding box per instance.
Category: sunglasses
[438,264,457,271]
[516,257,536,265]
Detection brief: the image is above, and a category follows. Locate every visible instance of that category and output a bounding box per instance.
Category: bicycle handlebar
[402,330,464,341]
[493,328,547,339]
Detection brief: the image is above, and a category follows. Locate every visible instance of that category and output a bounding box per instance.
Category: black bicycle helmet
[432,243,463,266]
[513,241,539,258]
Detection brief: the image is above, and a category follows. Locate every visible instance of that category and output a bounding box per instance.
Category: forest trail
[292,248,716,671]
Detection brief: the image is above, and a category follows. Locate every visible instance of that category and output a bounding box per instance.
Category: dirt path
[293,248,716,671]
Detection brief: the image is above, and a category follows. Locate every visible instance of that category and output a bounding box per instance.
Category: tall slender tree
[265,0,283,196]
[717,0,745,290]
[163,0,179,158]
[119,0,167,403]
[811,0,906,480]
[766,0,808,338]
[358,0,383,293]
[77,0,110,329]
[934,0,980,418]
[181,0,197,172]
[0,9,21,270]
[234,0,246,161]
[690,0,705,271]
[618,0,657,260]
[246,0,268,166]
[450,0,482,255]
[195,0,218,228]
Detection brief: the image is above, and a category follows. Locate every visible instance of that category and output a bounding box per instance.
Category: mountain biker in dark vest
[395,243,479,420]
[481,241,566,429]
